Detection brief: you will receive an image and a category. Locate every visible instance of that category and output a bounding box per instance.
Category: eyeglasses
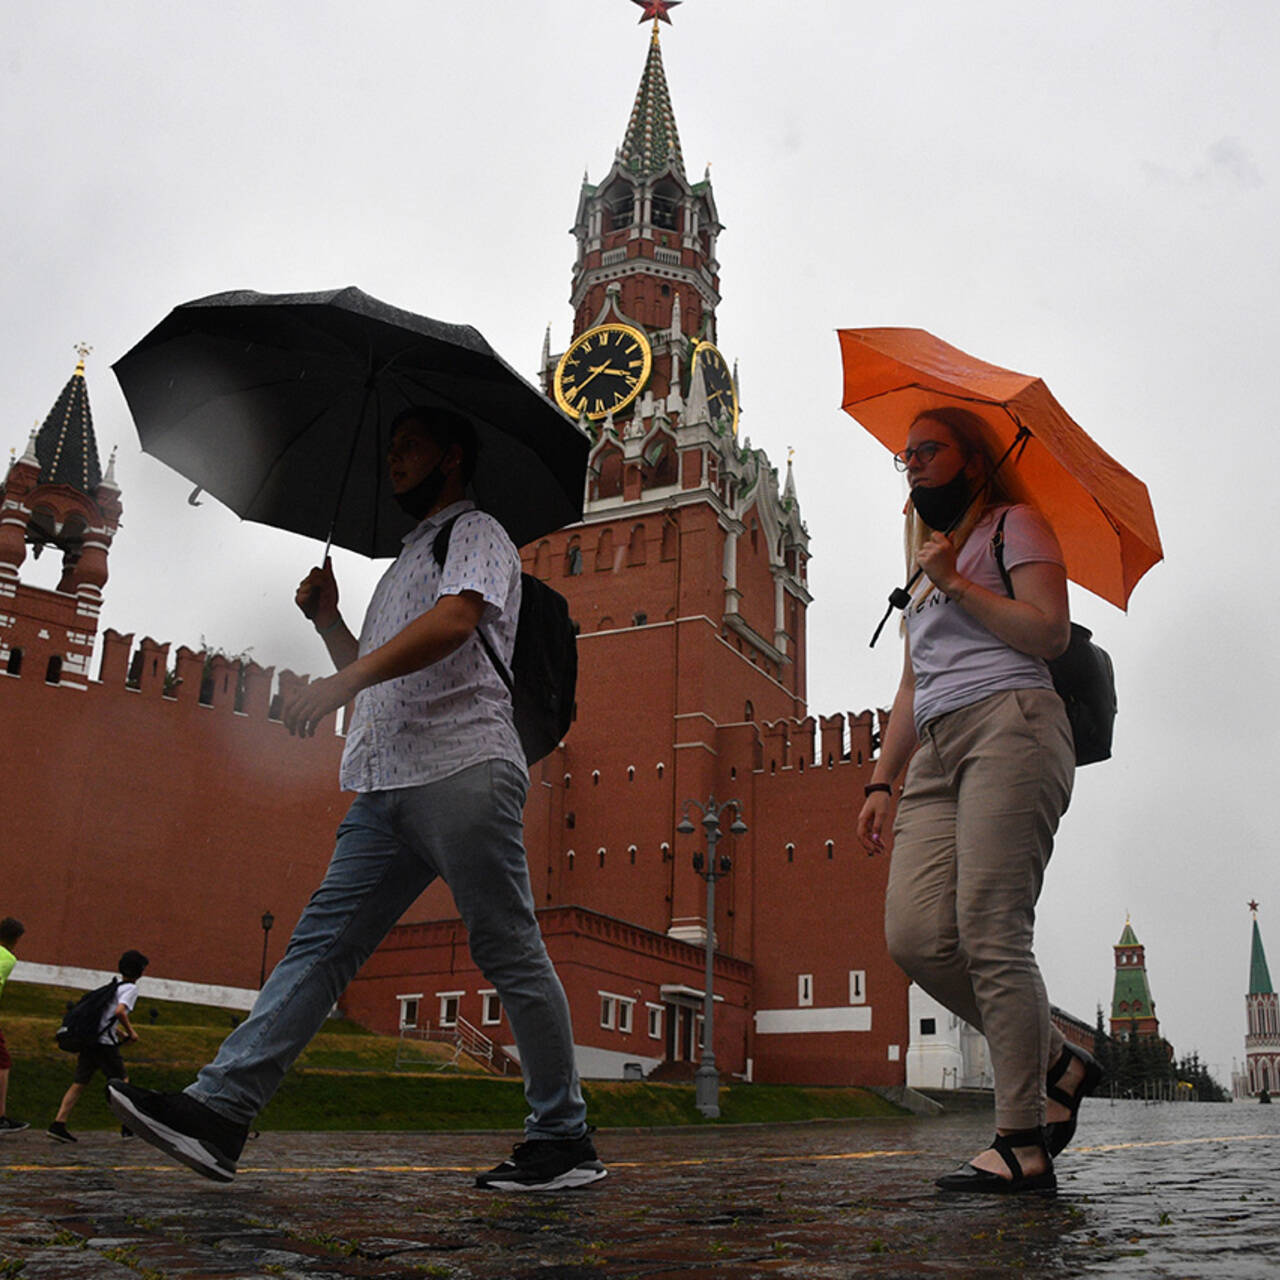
[893,441,951,471]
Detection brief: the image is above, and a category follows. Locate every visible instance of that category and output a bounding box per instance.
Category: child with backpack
[47,949,148,1144]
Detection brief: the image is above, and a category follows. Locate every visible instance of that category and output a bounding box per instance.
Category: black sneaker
[105,1079,248,1183]
[46,1121,76,1144]
[475,1135,607,1192]
[0,1116,29,1134]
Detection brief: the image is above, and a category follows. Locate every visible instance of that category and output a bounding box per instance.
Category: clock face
[691,341,738,434]
[553,323,652,421]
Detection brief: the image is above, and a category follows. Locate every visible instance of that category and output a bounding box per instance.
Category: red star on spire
[632,0,682,24]
[1250,900,1260,914]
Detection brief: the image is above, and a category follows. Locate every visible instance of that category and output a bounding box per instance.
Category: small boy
[47,950,148,1144]
[0,916,28,1133]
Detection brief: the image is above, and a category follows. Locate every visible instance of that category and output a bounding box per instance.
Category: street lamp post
[259,910,275,988]
[677,796,747,1119]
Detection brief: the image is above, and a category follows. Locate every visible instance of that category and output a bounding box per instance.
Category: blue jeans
[188,759,587,1139]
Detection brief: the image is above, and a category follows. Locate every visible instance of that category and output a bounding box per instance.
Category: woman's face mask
[909,469,974,531]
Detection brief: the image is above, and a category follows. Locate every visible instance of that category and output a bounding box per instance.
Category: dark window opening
[45,654,62,684]
[920,1018,937,1035]
[5,647,22,676]
[652,195,679,230]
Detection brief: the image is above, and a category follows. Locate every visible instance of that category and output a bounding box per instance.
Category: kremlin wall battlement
[1,623,346,997]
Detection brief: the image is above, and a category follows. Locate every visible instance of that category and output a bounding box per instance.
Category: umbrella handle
[869,576,919,648]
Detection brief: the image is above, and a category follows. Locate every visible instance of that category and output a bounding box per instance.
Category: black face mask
[393,462,448,522]
[909,470,973,531]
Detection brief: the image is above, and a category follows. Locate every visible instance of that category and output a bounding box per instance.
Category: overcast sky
[4,1,1276,1083]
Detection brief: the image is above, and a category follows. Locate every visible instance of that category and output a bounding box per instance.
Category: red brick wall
[0,632,344,991]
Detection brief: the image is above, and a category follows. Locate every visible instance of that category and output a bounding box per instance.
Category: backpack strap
[431,515,515,692]
[991,508,1015,599]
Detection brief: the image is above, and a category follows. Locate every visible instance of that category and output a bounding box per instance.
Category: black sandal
[935,1128,1056,1195]
[1043,1043,1104,1157]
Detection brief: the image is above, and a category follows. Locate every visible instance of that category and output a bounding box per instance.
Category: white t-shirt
[904,504,1065,735]
[340,500,524,792]
[99,980,139,1045]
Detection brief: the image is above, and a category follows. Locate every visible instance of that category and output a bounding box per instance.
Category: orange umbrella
[837,327,1162,609]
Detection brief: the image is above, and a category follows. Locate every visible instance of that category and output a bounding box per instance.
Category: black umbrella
[113,286,590,557]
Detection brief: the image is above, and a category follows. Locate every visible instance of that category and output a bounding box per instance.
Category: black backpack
[433,517,578,764]
[993,511,1117,767]
[55,978,120,1053]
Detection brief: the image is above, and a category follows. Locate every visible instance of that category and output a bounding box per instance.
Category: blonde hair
[903,407,1016,606]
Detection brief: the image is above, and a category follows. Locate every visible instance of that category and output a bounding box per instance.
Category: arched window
[565,539,583,577]
[594,527,615,571]
[602,181,634,231]
[594,448,624,501]
[627,524,647,567]
[651,180,681,232]
[660,518,678,562]
[45,655,62,684]
[5,647,22,676]
[644,434,678,489]
[533,540,552,580]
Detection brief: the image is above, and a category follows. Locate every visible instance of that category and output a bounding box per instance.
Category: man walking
[0,916,28,1133]
[109,406,603,1191]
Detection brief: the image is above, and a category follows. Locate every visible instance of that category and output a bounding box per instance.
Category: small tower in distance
[1109,916,1162,1042]
[1239,902,1279,1097]
[0,346,122,689]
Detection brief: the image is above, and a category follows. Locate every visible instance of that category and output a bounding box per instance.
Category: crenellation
[134,636,171,698]
[173,645,206,704]
[98,628,134,685]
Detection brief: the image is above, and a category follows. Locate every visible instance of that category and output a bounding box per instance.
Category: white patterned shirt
[339,500,524,792]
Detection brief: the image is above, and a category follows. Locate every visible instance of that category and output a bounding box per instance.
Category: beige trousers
[885,688,1075,1130]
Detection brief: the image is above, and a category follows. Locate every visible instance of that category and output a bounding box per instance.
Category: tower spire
[1251,905,1274,996]
[35,345,103,492]
[619,9,685,177]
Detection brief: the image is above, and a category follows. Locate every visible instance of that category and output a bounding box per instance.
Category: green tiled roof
[1117,921,1139,946]
[619,27,684,178]
[1111,968,1155,1018]
[1251,918,1274,995]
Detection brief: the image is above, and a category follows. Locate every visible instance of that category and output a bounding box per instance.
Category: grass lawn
[2,981,905,1133]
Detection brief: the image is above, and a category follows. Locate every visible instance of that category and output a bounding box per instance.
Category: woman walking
[857,406,1100,1193]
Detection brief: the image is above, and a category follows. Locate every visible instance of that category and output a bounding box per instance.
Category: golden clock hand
[573,361,614,393]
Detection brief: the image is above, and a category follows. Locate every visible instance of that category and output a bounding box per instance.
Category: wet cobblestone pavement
[2,1099,1278,1277]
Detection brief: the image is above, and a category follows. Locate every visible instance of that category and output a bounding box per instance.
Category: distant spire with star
[1250,903,1274,996]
